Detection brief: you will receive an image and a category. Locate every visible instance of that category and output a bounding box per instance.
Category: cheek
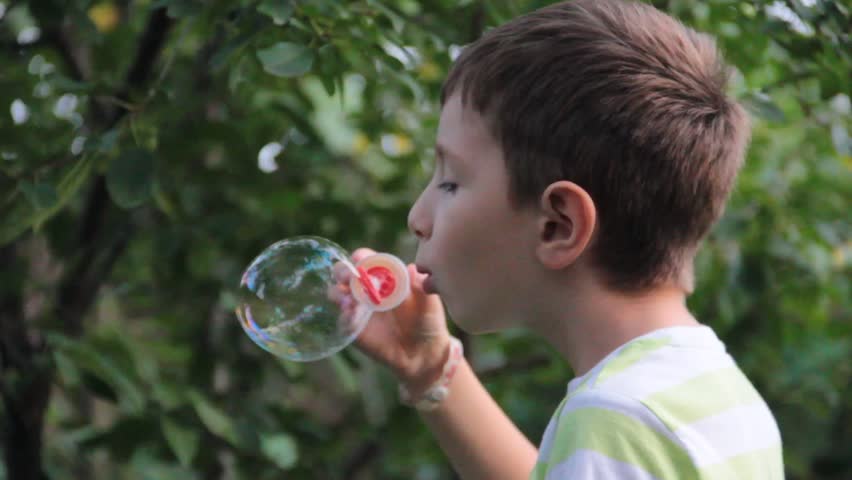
[444,225,514,315]
[464,223,531,325]
[438,192,522,274]
[438,205,490,265]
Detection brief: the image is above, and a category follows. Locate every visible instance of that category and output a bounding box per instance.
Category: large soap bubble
[235,236,409,362]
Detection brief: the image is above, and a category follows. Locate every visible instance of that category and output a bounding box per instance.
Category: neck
[528,276,699,377]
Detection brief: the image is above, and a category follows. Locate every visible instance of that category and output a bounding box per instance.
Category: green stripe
[545,407,696,479]
[698,445,784,480]
[567,374,595,398]
[552,395,570,421]
[596,337,672,384]
[529,461,548,480]
[642,367,760,428]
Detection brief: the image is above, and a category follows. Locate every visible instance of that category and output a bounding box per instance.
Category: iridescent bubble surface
[235,236,372,362]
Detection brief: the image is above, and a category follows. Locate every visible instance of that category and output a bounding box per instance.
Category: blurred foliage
[0,0,849,479]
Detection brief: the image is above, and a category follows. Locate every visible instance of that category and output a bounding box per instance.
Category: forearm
[417,358,538,480]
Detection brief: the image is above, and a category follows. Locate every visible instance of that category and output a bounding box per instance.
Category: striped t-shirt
[530,325,783,479]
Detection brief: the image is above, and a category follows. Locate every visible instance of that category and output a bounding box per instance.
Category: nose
[407,190,432,240]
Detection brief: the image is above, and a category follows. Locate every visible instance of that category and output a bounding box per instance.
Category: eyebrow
[435,144,465,165]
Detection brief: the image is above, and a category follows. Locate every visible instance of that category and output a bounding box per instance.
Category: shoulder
[534,327,784,479]
[538,389,695,480]
[538,364,784,479]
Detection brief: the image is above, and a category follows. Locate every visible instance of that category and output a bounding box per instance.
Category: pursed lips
[415,264,438,294]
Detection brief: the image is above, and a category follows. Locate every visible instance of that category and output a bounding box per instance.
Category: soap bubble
[236,236,409,362]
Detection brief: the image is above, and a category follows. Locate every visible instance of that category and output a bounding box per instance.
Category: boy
[333,0,783,478]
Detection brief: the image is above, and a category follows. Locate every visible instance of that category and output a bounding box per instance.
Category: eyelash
[437,181,458,193]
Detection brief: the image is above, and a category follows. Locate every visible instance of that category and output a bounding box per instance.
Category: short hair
[441,0,750,292]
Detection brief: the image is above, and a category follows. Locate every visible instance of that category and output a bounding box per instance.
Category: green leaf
[210,32,257,73]
[152,382,185,409]
[51,75,93,93]
[49,334,146,414]
[257,0,294,24]
[161,417,200,467]
[259,433,299,470]
[188,392,239,445]
[329,353,357,394]
[80,416,161,460]
[0,155,94,246]
[320,74,336,96]
[257,42,315,78]
[106,148,155,209]
[18,181,58,210]
[317,44,342,97]
[228,56,251,92]
[129,447,200,480]
[81,372,119,402]
[742,92,787,122]
[86,128,121,154]
[53,350,81,386]
[152,0,202,18]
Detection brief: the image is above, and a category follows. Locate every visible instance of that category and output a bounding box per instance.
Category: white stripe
[537,414,559,461]
[556,391,687,453]
[545,449,663,480]
[595,347,736,400]
[567,341,634,394]
[674,401,782,467]
[566,332,673,395]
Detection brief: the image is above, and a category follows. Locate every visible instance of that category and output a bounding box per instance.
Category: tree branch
[39,12,113,125]
[342,438,382,479]
[41,24,88,82]
[1,8,175,480]
[62,7,173,334]
[114,6,173,120]
[0,246,51,480]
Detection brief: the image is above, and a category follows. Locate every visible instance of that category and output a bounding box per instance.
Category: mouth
[416,265,438,294]
[422,275,437,295]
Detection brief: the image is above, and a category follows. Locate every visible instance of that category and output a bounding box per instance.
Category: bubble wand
[235,236,410,361]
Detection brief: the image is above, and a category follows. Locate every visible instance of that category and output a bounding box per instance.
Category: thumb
[407,263,431,295]
[351,247,377,264]
[404,264,445,323]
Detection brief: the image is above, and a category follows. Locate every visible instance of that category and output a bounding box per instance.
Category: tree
[0,1,849,478]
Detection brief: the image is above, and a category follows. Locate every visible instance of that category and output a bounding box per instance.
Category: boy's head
[409,0,750,332]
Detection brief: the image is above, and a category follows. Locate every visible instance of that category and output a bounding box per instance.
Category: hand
[328,248,452,389]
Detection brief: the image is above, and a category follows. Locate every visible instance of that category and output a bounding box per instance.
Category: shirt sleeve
[534,390,697,480]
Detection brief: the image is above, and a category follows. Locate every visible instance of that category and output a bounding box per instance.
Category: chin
[448,307,504,335]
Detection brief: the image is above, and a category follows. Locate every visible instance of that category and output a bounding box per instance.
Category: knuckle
[351,248,376,262]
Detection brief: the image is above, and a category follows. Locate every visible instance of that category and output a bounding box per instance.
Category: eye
[437,181,458,193]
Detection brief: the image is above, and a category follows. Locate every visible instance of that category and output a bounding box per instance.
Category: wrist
[398,336,464,411]
[395,334,452,390]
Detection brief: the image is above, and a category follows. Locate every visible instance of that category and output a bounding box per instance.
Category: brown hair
[441,0,750,292]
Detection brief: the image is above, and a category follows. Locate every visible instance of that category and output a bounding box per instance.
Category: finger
[326,283,346,303]
[337,303,359,335]
[337,297,355,324]
[351,247,377,264]
[351,309,396,362]
[332,261,353,284]
[407,263,432,295]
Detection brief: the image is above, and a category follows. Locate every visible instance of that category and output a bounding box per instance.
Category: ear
[535,181,597,270]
